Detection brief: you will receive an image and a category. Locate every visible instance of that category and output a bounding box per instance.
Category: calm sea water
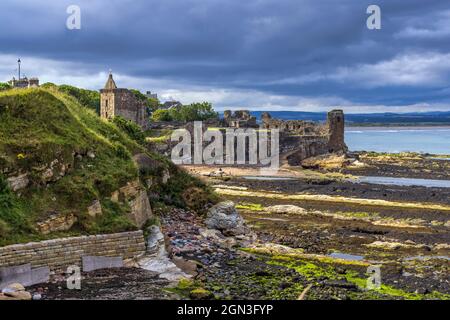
[345,126,450,155]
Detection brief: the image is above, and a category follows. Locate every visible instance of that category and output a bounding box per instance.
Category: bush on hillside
[58,84,100,112]
[151,109,173,122]
[170,102,218,122]
[112,116,146,145]
[0,82,11,91]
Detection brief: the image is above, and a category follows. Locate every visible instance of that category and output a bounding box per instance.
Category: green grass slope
[0,88,215,246]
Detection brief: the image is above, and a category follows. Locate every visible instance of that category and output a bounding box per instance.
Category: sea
[345,126,450,155]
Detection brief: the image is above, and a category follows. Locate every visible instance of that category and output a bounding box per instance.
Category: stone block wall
[0,231,146,272]
[100,88,149,130]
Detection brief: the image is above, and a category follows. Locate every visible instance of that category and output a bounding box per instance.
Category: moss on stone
[236,202,264,211]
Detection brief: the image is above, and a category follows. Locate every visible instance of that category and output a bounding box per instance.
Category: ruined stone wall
[281,135,330,166]
[100,90,116,119]
[100,89,149,130]
[0,231,146,272]
[326,110,346,152]
[261,110,347,163]
[223,110,258,128]
[262,119,327,136]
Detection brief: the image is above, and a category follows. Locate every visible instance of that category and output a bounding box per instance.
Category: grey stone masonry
[0,231,146,272]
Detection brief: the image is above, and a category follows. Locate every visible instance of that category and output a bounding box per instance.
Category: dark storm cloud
[1,0,449,111]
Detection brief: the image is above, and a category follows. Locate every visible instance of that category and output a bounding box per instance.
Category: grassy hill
[0,88,215,246]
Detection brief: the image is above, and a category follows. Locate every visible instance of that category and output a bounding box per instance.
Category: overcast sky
[1,0,450,113]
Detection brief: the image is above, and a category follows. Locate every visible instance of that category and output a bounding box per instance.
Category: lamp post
[18,59,21,80]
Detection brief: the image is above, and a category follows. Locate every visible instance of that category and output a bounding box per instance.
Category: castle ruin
[100,73,149,129]
[222,109,347,165]
[223,110,258,128]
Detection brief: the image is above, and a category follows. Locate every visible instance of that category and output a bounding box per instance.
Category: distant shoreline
[345,123,450,127]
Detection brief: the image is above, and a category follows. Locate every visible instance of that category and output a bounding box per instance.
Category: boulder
[205,201,248,236]
[266,205,307,215]
[146,225,165,253]
[2,283,25,293]
[128,190,153,228]
[1,283,31,300]
[162,169,170,184]
[87,200,102,218]
[111,180,154,227]
[7,173,29,191]
[3,290,32,300]
[172,257,198,277]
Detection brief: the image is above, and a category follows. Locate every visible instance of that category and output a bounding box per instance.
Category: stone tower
[100,73,149,129]
[326,110,347,153]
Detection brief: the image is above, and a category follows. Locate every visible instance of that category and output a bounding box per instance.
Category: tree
[175,102,218,122]
[0,83,11,91]
[130,89,161,115]
[151,109,173,122]
[151,102,218,122]
[147,97,160,113]
[130,89,148,102]
[58,85,100,112]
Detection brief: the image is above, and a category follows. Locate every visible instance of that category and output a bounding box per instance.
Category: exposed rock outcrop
[111,180,153,228]
[301,152,351,170]
[35,213,78,235]
[7,173,29,191]
[138,226,190,282]
[87,200,102,218]
[128,190,153,228]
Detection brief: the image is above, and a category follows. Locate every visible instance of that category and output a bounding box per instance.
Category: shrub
[151,109,173,122]
[112,116,146,145]
[0,218,10,238]
[0,175,14,210]
[58,85,100,112]
[0,82,11,91]
[114,142,132,159]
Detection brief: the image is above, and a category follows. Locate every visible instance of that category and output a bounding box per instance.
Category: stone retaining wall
[0,231,146,271]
